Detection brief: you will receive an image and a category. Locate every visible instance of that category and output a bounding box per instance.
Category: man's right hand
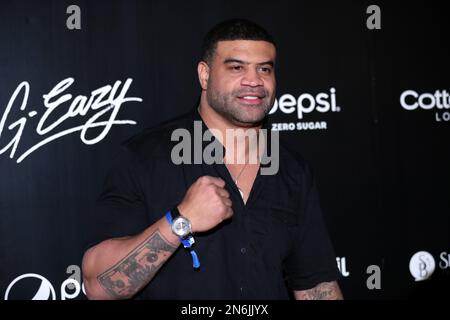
[177,176,233,233]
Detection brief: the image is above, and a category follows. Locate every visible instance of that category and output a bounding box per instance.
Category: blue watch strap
[166,210,200,269]
[166,210,174,224]
[190,250,200,269]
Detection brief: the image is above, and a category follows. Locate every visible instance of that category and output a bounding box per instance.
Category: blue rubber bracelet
[166,210,200,269]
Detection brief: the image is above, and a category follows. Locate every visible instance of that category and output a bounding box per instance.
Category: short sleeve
[86,146,149,249]
[284,165,341,290]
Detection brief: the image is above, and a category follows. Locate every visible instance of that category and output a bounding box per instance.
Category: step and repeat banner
[0,0,448,300]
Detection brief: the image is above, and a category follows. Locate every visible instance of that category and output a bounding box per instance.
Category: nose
[241,68,264,87]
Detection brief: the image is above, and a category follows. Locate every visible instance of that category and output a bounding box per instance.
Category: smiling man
[82,19,343,300]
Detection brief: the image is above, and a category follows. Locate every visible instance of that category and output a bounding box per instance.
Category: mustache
[233,88,268,98]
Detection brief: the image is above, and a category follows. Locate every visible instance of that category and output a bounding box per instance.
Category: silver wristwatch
[170,207,192,238]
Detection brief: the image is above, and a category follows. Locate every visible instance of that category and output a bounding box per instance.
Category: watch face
[172,216,191,237]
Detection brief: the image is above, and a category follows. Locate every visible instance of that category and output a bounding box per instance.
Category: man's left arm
[294,281,343,300]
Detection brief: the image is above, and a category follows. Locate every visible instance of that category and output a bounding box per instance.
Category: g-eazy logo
[409,251,436,282]
[400,90,450,122]
[269,88,341,131]
[4,265,85,300]
[0,78,142,163]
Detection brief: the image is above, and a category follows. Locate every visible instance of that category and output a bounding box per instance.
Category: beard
[206,81,274,127]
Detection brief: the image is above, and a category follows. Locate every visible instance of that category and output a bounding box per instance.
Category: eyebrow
[223,58,274,67]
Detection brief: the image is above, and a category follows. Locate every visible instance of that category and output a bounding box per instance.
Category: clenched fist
[177,176,233,233]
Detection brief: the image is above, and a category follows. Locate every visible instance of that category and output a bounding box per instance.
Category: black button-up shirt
[91,107,340,299]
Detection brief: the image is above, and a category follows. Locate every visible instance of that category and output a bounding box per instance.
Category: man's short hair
[201,19,276,64]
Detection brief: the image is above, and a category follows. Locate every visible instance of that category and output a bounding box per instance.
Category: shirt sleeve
[284,164,341,291]
[86,146,149,249]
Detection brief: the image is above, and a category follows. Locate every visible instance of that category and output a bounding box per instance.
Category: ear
[197,61,209,90]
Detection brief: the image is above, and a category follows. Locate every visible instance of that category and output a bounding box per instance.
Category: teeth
[242,96,259,100]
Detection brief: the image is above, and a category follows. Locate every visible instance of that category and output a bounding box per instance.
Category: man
[82,19,343,300]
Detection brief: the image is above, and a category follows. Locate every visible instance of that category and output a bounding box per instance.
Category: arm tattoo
[295,281,343,300]
[97,230,177,299]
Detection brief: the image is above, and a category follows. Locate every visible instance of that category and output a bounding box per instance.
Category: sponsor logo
[5,273,56,300]
[438,251,450,269]
[4,265,85,300]
[336,256,350,277]
[269,88,341,131]
[0,78,142,164]
[409,251,436,281]
[400,90,450,122]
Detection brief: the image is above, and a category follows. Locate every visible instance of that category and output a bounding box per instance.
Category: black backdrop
[1,0,449,300]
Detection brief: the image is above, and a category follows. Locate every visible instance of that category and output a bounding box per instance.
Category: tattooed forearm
[97,230,177,299]
[294,281,343,300]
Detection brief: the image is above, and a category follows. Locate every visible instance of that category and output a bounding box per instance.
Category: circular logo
[409,251,435,282]
[5,273,56,300]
